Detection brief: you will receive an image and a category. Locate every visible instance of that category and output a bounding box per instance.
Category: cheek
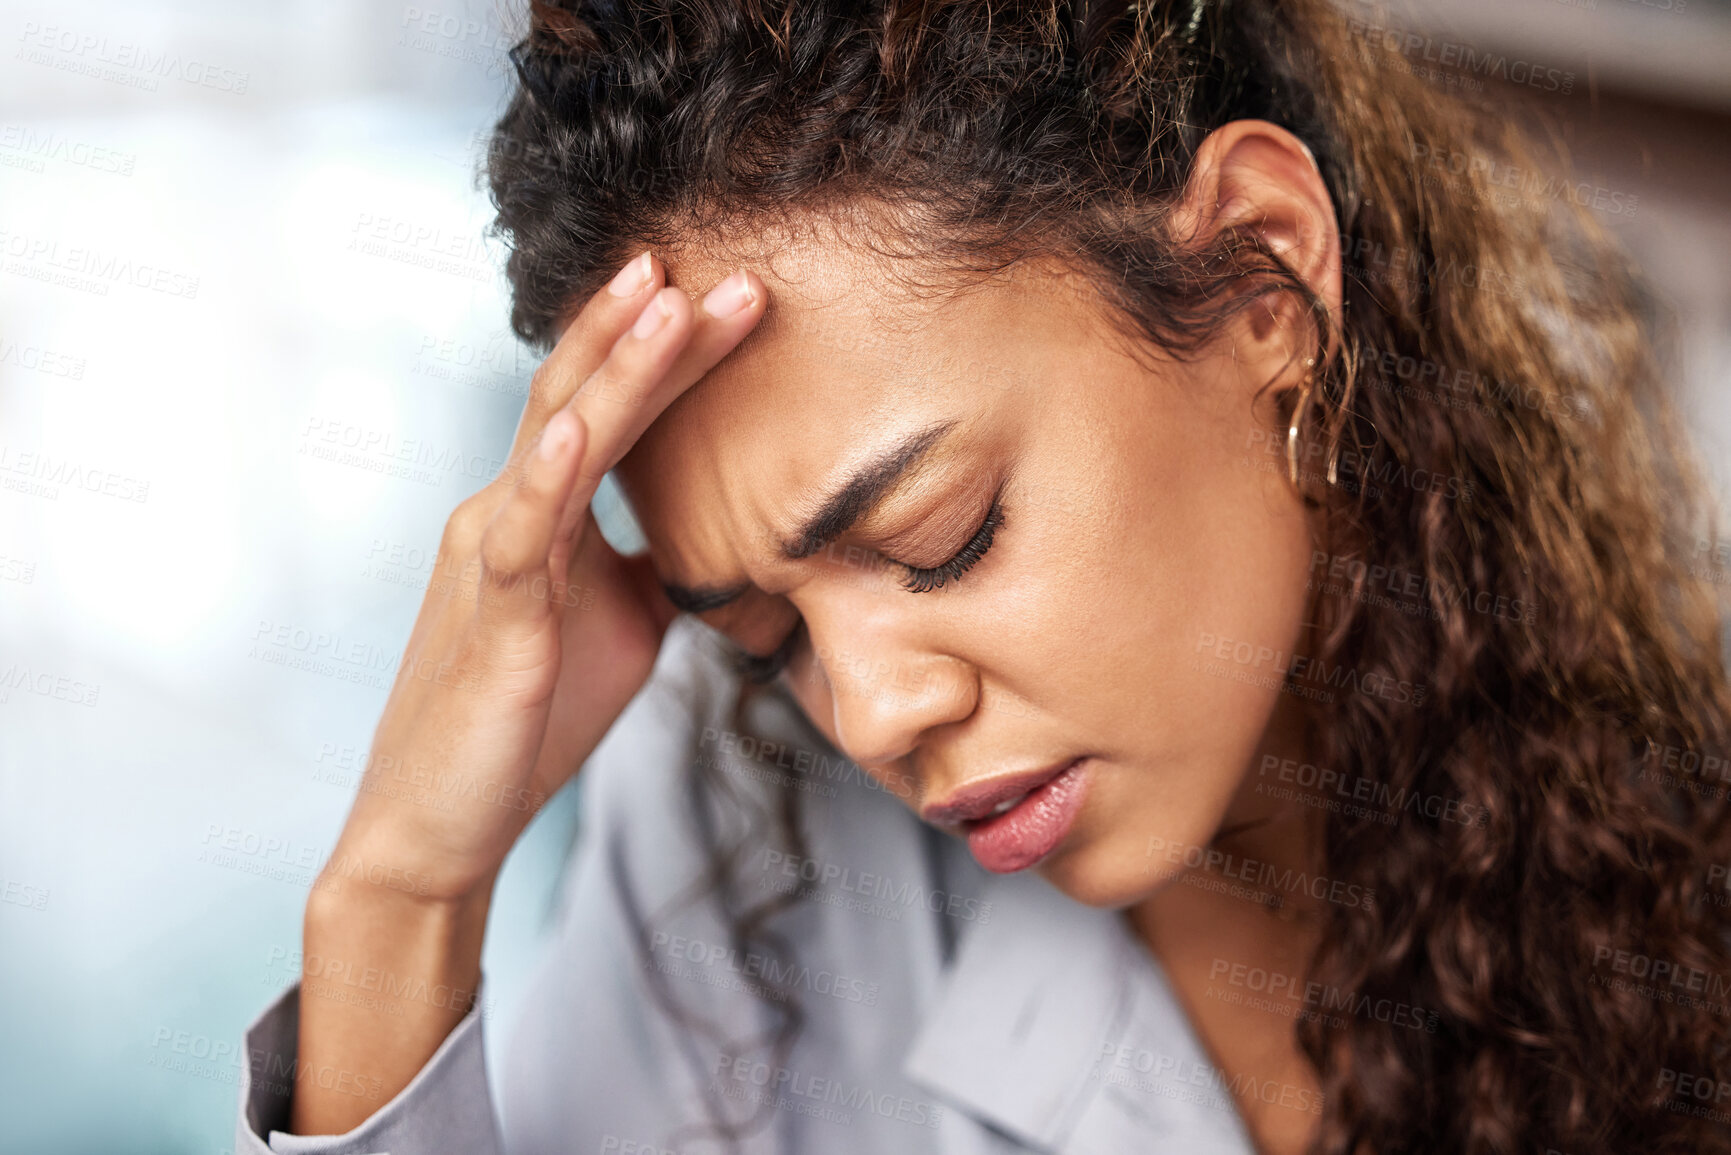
[1016,404,1313,745]
[1030,404,1314,904]
[1159,494,1313,737]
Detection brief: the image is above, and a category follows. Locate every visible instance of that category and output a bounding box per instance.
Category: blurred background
[0,0,1727,1151]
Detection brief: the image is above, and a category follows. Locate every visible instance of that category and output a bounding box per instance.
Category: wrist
[292,847,493,1136]
[319,808,512,905]
[306,843,496,934]
[300,864,493,1026]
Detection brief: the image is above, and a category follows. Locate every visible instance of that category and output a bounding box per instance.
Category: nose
[803,605,980,770]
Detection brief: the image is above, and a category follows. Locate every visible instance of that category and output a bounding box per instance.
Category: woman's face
[614,231,1319,909]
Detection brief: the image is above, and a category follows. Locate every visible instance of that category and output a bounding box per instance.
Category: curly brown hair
[485,0,1731,1151]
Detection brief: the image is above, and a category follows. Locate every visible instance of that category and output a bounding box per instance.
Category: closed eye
[726,617,807,685]
[725,478,1008,682]
[891,482,1006,594]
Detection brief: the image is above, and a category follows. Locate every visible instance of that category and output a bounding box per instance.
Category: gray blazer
[233,616,1261,1154]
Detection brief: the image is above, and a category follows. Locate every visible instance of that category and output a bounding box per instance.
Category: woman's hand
[289,252,766,1135]
[337,252,764,900]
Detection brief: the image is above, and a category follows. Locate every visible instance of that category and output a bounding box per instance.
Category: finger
[558,270,766,518]
[505,249,664,465]
[475,408,590,631]
[517,264,767,485]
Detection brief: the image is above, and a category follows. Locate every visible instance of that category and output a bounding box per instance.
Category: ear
[1168,119,1343,372]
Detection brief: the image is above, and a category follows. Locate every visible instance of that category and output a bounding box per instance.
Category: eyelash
[895,488,1006,594]
[725,486,1008,683]
[728,618,807,686]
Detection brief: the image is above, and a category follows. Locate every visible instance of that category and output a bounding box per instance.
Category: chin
[1034,837,1175,910]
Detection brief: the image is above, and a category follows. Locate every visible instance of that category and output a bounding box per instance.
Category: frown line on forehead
[657,418,959,613]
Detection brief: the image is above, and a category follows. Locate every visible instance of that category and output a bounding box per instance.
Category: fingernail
[608,250,652,297]
[538,410,573,461]
[632,292,672,339]
[701,270,755,319]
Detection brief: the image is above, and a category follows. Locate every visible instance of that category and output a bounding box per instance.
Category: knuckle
[574,365,649,409]
[525,337,590,413]
[496,457,532,491]
[477,524,526,583]
[525,372,560,418]
[442,496,489,555]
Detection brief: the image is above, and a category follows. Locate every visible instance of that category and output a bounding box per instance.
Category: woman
[234,0,1731,1152]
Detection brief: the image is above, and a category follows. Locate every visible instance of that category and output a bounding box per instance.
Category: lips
[923,757,1092,874]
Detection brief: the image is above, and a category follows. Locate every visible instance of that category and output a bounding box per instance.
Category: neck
[1129,688,1330,943]
[1123,690,1333,1155]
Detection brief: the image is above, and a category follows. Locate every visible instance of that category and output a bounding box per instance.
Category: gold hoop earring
[1287,357,1317,489]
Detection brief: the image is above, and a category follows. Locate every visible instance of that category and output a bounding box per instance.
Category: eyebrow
[659,419,958,615]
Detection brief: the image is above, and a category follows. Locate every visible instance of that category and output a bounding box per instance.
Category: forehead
[611,232,1108,575]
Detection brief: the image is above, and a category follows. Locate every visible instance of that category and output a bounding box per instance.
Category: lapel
[901,865,1259,1154]
[901,868,1132,1149]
